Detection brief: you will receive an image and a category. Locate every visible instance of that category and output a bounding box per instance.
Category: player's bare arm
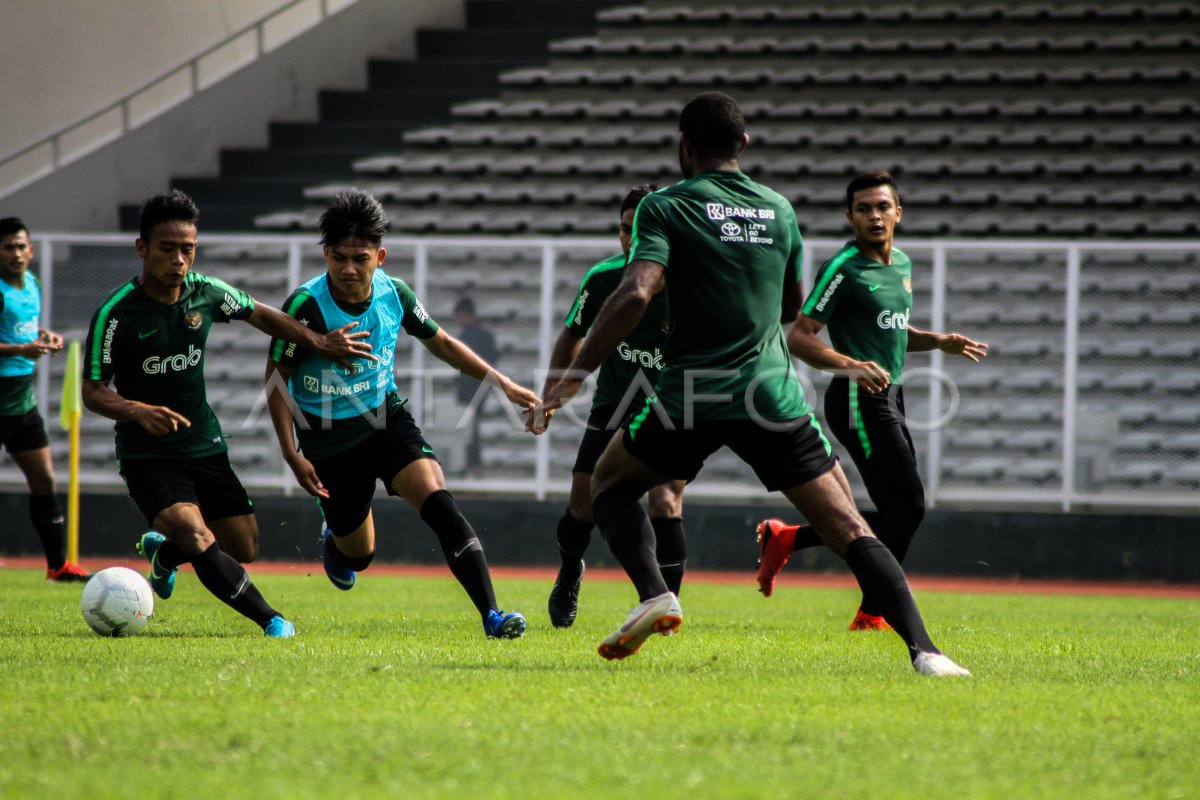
[421,328,538,410]
[787,313,891,394]
[0,339,57,359]
[906,326,989,362]
[263,360,328,498]
[533,259,665,431]
[525,327,584,432]
[245,303,375,369]
[81,379,191,437]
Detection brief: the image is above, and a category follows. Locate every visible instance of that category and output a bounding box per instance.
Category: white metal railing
[9,233,1200,513]
[0,0,357,200]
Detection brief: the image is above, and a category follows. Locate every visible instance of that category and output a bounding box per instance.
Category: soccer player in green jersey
[528,184,687,628]
[0,217,89,583]
[264,190,537,639]
[534,93,969,675]
[82,190,374,638]
[754,172,988,630]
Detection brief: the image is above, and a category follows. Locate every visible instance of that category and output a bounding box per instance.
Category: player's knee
[647,491,682,519]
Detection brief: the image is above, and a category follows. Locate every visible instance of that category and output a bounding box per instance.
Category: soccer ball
[80,567,154,637]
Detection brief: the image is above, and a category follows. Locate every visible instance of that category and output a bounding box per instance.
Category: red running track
[6,556,1200,599]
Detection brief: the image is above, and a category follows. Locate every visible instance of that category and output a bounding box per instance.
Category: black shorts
[0,407,49,453]
[119,451,253,526]
[621,403,837,492]
[309,405,438,535]
[572,405,628,474]
[823,378,917,465]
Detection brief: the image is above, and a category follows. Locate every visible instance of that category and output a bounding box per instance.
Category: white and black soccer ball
[80,567,154,637]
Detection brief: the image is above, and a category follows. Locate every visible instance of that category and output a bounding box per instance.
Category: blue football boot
[263,616,296,638]
[484,609,527,639]
[136,531,176,600]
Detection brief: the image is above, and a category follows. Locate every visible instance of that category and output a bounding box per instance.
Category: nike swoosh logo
[868,285,882,293]
[421,445,435,454]
[453,539,479,559]
[138,329,158,339]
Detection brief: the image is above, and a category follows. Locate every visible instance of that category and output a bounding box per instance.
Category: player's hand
[38,330,64,352]
[524,406,556,433]
[528,377,583,435]
[498,378,539,411]
[849,361,890,394]
[319,322,378,369]
[940,333,989,363]
[134,404,191,437]
[20,341,55,359]
[285,453,328,499]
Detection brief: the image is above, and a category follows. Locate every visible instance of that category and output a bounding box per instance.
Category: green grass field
[2,568,1197,799]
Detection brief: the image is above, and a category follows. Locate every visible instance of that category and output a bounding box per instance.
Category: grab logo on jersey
[877,309,910,330]
[11,319,38,339]
[617,342,665,370]
[143,344,202,374]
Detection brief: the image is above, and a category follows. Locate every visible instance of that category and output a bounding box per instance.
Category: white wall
[0,0,296,149]
[0,0,464,230]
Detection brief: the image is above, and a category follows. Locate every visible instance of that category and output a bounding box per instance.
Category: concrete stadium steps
[118,0,626,232]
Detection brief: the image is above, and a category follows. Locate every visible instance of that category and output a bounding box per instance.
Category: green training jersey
[269,272,439,460]
[83,272,256,459]
[628,170,810,422]
[802,242,913,384]
[564,252,669,413]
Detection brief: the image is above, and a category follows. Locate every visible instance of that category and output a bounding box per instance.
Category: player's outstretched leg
[421,489,525,639]
[137,531,178,599]
[189,541,295,638]
[597,592,683,661]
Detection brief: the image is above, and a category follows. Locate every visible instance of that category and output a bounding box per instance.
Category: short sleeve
[801,257,848,323]
[201,275,256,322]
[83,305,115,382]
[392,277,439,339]
[627,194,671,270]
[269,288,325,367]
[564,256,623,337]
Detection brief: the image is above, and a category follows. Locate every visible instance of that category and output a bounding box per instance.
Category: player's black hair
[620,184,658,216]
[845,171,901,211]
[678,92,746,160]
[319,190,388,248]
[138,190,199,242]
[0,217,29,240]
[454,296,476,317]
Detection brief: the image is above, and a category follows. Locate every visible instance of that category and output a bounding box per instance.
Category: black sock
[555,510,593,580]
[421,489,497,617]
[593,489,667,602]
[651,516,686,596]
[324,531,374,571]
[189,542,279,627]
[790,511,882,553]
[154,537,189,573]
[30,494,66,571]
[844,537,937,660]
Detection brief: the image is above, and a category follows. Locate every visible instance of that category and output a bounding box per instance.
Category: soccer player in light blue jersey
[265,190,537,639]
[0,217,87,583]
